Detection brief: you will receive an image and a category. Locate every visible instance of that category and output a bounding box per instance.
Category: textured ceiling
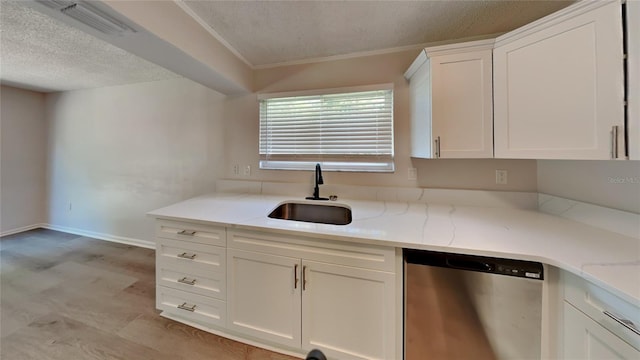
[0,1,180,92]
[0,0,574,93]
[183,0,573,67]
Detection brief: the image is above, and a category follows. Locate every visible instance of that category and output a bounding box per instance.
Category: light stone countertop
[148,192,640,307]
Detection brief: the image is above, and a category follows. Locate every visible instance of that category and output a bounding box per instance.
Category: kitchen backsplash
[538,193,639,239]
[215,179,538,209]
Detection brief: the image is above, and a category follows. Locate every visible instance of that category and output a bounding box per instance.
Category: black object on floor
[306,349,327,360]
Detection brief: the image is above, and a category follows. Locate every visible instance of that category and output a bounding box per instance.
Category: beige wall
[103,1,252,94]
[224,50,537,191]
[46,78,225,242]
[538,160,640,214]
[415,159,537,191]
[0,86,47,234]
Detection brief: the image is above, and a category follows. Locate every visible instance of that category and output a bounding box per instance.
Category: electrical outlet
[244,165,251,176]
[408,167,417,180]
[495,170,508,185]
[233,164,240,176]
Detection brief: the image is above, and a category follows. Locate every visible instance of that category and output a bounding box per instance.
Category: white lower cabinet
[301,260,395,360]
[227,230,397,360]
[563,302,638,359]
[155,220,228,330]
[227,249,302,348]
[155,222,398,359]
[560,271,640,359]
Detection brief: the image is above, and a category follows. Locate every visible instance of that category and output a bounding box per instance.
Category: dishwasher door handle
[445,258,493,272]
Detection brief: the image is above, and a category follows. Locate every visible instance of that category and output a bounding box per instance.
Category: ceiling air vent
[35,0,75,9]
[35,0,136,35]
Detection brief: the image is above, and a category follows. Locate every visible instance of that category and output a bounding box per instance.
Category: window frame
[257,84,395,172]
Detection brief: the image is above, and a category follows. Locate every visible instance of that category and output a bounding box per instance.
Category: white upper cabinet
[405,39,494,159]
[493,1,625,159]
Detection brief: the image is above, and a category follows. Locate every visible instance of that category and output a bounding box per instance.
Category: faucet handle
[329,195,338,201]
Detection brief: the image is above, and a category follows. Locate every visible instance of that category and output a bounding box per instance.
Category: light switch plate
[408,167,417,180]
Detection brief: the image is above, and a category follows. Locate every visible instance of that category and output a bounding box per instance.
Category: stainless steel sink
[268,202,352,225]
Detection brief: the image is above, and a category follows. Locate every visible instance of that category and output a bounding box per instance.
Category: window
[258,84,394,172]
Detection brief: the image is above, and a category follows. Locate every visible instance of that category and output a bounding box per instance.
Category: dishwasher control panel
[404,248,544,280]
[496,264,542,279]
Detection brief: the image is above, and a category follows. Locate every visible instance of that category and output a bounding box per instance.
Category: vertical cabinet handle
[294,264,299,289]
[434,136,441,158]
[177,230,196,236]
[611,126,618,159]
[302,266,308,291]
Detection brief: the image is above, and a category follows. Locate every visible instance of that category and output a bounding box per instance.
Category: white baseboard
[0,223,48,237]
[42,224,155,249]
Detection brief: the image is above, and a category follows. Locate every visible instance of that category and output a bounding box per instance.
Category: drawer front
[563,271,640,350]
[157,266,226,300]
[157,286,226,329]
[156,220,226,247]
[228,229,395,272]
[156,237,225,274]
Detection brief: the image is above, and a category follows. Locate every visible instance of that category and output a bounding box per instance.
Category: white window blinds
[259,86,394,172]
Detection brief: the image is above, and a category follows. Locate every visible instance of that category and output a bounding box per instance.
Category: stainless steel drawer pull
[604,310,640,336]
[177,252,196,260]
[177,230,196,236]
[177,302,196,312]
[178,277,196,285]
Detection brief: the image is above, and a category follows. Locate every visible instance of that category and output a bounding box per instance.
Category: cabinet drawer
[157,286,226,329]
[157,266,226,300]
[156,238,226,274]
[156,220,226,247]
[563,271,640,350]
[228,229,396,272]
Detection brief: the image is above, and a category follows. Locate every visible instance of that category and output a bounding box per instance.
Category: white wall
[224,50,538,191]
[46,78,225,243]
[0,86,47,234]
[538,160,640,214]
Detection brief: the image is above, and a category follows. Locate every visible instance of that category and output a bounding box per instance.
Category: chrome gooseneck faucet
[306,163,328,200]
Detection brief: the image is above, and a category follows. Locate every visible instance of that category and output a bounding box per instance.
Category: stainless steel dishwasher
[404,249,544,360]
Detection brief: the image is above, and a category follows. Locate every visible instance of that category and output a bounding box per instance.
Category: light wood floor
[0,228,298,360]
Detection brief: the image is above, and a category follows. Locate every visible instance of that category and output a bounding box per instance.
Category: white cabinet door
[408,56,433,159]
[406,40,494,159]
[494,1,625,159]
[563,302,639,359]
[227,249,302,348]
[301,260,395,360]
[431,50,493,158]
